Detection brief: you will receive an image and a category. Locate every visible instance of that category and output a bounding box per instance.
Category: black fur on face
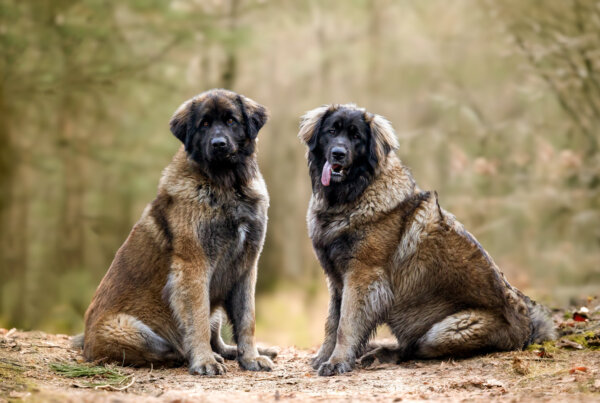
[170,89,267,188]
[307,108,381,205]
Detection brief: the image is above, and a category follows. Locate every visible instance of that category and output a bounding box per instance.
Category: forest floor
[1,308,600,403]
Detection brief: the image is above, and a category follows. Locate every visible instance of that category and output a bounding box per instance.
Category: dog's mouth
[321,161,347,186]
[211,151,232,160]
[209,147,236,161]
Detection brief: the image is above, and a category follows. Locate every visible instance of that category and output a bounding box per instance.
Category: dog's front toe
[189,356,227,376]
[239,355,273,371]
[317,360,354,376]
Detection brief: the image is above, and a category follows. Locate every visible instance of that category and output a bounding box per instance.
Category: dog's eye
[201,120,209,127]
[328,129,336,135]
[226,118,235,126]
[349,126,360,139]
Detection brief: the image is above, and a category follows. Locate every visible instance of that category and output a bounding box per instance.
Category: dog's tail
[71,333,85,349]
[527,301,556,345]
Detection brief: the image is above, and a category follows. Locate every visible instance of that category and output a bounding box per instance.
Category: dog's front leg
[317,262,392,376]
[168,256,226,375]
[225,265,273,371]
[311,280,342,369]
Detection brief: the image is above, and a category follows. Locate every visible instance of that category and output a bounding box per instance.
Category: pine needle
[50,362,124,379]
[49,362,134,389]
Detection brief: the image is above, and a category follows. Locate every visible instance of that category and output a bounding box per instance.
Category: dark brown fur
[80,89,276,375]
[298,104,555,376]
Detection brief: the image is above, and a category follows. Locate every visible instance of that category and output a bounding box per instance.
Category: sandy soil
[1,316,599,402]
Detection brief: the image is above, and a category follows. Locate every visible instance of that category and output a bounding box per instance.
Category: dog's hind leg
[358,345,404,368]
[210,309,278,360]
[210,309,237,360]
[84,313,181,366]
[414,310,517,358]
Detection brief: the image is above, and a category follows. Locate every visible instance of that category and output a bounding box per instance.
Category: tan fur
[82,90,276,375]
[299,104,555,376]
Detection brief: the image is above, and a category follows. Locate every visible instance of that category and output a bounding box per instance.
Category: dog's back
[389,192,553,358]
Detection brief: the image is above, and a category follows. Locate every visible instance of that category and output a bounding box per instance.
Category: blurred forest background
[0,0,599,348]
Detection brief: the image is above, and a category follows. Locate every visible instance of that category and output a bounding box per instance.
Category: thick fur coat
[298,104,555,376]
[80,89,276,375]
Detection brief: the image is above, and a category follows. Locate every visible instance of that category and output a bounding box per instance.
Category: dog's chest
[310,213,360,286]
[197,187,266,264]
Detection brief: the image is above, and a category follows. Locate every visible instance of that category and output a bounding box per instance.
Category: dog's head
[298,104,398,204]
[170,89,268,186]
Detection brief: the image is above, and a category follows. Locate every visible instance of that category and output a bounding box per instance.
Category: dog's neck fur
[160,146,260,200]
[309,153,417,225]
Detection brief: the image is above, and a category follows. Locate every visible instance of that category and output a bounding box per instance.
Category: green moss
[527,330,600,353]
[526,340,558,354]
[566,331,600,350]
[0,360,36,401]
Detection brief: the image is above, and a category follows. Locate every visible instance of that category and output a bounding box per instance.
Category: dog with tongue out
[297,103,555,377]
[301,104,386,206]
[321,161,344,186]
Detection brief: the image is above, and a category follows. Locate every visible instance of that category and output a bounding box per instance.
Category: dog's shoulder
[158,146,206,202]
[244,170,269,207]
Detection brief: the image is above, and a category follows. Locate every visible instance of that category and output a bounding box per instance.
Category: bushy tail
[528,302,556,345]
[71,333,84,349]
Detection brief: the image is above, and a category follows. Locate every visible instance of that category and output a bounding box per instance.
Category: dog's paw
[357,351,377,368]
[215,345,238,360]
[310,353,329,370]
[258,346,279,360]
[239,355,273,371]
[213,352,225,364]
[189,356,227,376]
[317,360,354,376]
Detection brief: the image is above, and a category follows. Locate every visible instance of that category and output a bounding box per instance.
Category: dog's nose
[211,137,227,149]
[331,147,346,161]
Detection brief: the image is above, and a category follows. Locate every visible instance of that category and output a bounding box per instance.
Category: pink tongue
[321,161,332,186]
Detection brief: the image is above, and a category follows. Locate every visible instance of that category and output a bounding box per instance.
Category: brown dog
[79,89,276,375]
[298,104,555,376]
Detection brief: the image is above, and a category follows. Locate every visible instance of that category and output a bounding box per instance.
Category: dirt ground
[1,310,600,402]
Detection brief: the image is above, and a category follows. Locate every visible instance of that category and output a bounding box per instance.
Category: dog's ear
[236,95,268,140]
[169,98,196,144]
[366,113,399,164]
[298,105,333,147]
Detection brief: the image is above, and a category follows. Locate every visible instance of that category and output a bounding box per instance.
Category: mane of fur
[299,104,401,205]
[299,104,399,156]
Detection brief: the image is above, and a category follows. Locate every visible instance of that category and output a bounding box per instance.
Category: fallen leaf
[558,321,575,328]
[569,366,587,374]
[535,348,553,359]
[573,313,587,322]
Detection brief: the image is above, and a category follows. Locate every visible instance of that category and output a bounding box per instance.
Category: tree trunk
[221,0,240,89]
